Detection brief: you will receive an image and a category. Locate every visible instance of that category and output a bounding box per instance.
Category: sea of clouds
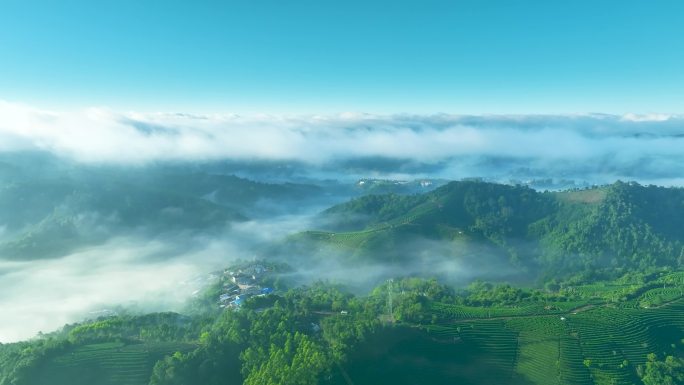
[2,100,684,185]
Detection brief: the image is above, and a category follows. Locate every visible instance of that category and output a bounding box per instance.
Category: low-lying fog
[0,211,527,343]
[4,102,684,342]
[0,214,319,343]
[0,238,211,342]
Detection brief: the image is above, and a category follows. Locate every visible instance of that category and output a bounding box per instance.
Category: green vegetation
[31,342,194,385]
[638,354,684,385]
[293,181,684,283]
[4,179,684,384]
[2,269,683,385]
[356,273,684,385]
[0,313,200,385]
[0,161,326,260]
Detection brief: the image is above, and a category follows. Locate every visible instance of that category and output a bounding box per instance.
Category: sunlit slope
[27,342,194,385]
[290,181,684,277]
[285,181,551,269]
[2,270,683,385]
[337,291,684,385]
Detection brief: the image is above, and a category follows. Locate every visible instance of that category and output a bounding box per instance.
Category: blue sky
[1,0,683,113]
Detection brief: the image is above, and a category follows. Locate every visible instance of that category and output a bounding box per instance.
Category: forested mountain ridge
[298,181,684,280]
[536,181,684,274]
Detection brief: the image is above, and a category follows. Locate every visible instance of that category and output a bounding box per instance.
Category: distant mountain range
[0,154,442,260]
[0,160,321,259]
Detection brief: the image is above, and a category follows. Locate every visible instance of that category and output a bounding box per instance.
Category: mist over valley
[2,142,684,344]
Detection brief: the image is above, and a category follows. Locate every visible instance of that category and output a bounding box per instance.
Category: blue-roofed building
[232,297,244,307]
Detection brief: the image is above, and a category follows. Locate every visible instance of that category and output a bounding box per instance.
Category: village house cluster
[219,264,274,309]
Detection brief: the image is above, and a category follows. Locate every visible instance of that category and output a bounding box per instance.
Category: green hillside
[0,160,327,260]
[28,342,195,385]
[402,297,684,385]
[291,181,684,280]
[0,176,245,259]
[333,273,684,385]
[2,270,683,385]
[4,179,684,385]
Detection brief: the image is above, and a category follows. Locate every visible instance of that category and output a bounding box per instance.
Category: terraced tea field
[28,341,195,385]
[428,299,596,320]
[638,287,683,307]
[413,297,684,385]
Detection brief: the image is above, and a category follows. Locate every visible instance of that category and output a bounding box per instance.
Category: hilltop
[284,180,684,282]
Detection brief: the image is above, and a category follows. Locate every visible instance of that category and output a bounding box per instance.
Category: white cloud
[0,213,320,343]
[2,100,684,183]
[0,236,233,343]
